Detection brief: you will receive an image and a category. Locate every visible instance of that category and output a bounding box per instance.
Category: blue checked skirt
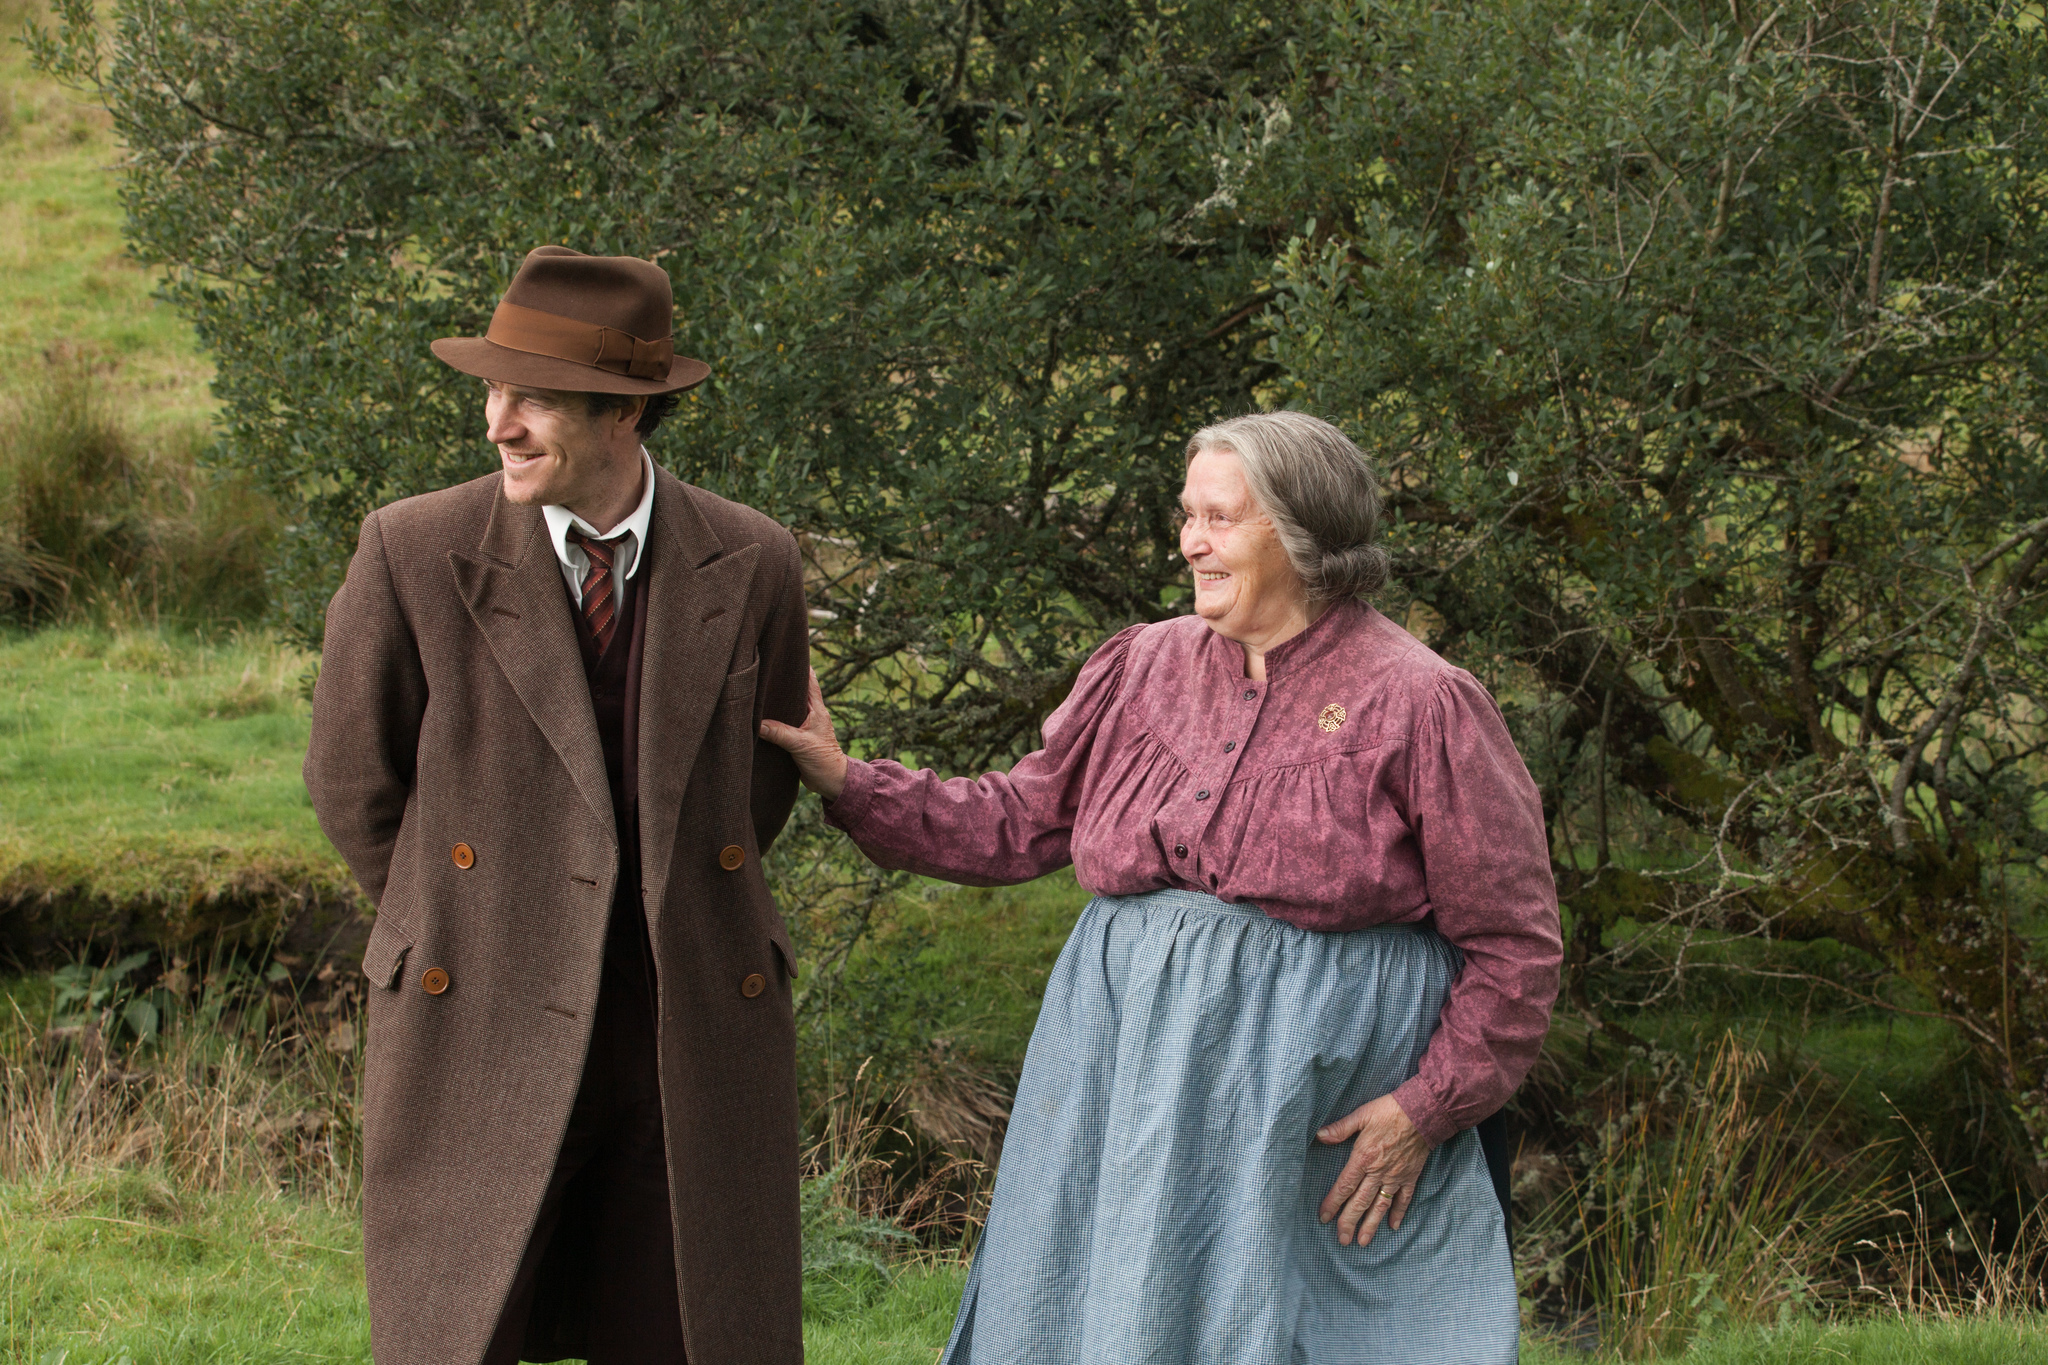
[942,888,1518,1365]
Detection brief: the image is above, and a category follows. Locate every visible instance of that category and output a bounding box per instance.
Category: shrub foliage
[1265,0,2048,1187]
[32,0,2048,1185]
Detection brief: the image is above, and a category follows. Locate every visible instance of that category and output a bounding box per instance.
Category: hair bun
[1314,544,1389,601]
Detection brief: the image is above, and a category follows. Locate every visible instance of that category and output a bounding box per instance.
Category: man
[306,246,811,1363]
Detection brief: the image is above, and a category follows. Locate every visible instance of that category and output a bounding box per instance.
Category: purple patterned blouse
[824,600,1562,1146]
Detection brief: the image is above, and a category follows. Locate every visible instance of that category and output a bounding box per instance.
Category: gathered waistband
[1088,885,1431,934]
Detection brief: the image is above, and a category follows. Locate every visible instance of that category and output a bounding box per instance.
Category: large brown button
[740,973,766,998]
[451,843,475,869]
[421,968,450,995]
[719,845,746,872]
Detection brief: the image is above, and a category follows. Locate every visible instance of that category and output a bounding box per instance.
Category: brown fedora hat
[431,246,711,395]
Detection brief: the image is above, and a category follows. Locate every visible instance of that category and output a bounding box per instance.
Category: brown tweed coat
[305,464,810,1364]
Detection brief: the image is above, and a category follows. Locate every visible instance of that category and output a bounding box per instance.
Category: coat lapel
[636,466,755,910]
[450,488,614,836]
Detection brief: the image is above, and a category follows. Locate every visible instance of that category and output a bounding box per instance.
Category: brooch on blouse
[1318,703,1347,733]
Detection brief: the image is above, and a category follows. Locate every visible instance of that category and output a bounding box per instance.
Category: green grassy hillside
[0,1,312,942]
[1,0,215,435]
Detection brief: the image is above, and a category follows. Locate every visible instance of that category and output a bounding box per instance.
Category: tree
[1264,0,2048,1180]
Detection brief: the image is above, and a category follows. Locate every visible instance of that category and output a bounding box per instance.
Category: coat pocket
[767,918,798,981]
[722,658,759,706]
[361,913,414,992]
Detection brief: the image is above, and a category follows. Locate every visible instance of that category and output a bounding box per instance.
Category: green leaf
[122,997,160,1040]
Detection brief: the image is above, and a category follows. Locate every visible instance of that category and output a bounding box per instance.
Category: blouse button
[1196,789,1210,801]
[1242,688,1257,701]
[1174,844,1188,858]
[1223,741,1236,753]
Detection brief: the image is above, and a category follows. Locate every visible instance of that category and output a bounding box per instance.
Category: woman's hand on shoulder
[1316,1093,1433,1247]
[759,669,849,801]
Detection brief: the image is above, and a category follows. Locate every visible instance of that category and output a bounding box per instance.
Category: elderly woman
[762,411,1560,1364]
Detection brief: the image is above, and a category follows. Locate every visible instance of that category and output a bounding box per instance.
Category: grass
[1658,1317,2047,1363]
[1529,1034,1893,1357]
[811,1269,2047,1365]
[0,1176,958,1365]
[6,1196,2041,1365]
[0,0,215,438]
[0,625,352,945]
[803,1262,968,1365]
[1,1174,370,1363]
[903,871,1088,1073]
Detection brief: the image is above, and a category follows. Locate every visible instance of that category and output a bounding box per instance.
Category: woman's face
[1180,448,1308,646]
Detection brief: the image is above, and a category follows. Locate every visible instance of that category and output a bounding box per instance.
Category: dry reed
[1523,1032,1895,1358]
[0,956,362,1207]
[802,1058,993,1257]
[1850,1102,2048,1321]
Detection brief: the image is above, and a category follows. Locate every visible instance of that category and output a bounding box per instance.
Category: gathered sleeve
[823,624,1143,885]
[1388,670,1563,1147]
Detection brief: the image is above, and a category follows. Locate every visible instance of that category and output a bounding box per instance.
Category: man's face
[484,381,624,508]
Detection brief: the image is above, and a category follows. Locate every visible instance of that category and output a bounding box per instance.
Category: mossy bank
[0,627,361,965]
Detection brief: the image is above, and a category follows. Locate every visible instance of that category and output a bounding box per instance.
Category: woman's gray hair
[1184,412,1389,603]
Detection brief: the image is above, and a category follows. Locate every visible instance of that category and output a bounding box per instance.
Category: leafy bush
[27,0,2048,1192]
[1262,0,2048,1187]
[29,0,1299,770]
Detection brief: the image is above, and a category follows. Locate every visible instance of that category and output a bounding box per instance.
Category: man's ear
[611,396,648,438]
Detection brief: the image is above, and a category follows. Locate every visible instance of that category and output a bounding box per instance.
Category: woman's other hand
[1316,1094,1433,1247]
[759,669,849,801]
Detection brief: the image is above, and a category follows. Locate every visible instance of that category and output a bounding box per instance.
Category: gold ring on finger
[1376,1186,1395,1203]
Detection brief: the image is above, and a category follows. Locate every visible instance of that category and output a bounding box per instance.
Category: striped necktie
[567,528,623,656]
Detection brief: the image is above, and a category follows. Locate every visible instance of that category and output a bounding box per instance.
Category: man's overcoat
[305,464,810,1364]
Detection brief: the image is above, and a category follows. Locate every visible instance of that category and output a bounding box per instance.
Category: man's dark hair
[584,389,681,437]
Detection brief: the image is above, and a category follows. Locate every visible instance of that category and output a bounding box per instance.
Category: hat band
[486,300,674,380]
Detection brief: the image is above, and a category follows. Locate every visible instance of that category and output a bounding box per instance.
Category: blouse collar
[1267,597,1368,672]
[1195,597,1375,683]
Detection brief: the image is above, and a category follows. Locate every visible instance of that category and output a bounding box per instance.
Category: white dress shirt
[541,448,656,607]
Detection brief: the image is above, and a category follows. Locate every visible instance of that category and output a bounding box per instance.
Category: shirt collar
[541,448,657,581]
